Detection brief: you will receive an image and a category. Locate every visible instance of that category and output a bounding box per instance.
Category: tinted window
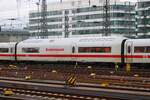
[22,48,39,53]
[146,47,150,53]
[78,47,111,53]
[134,46,149,53]
[134,47,144,53]
[0,48,9,53]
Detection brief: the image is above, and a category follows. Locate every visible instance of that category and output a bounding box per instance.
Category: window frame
[22,47,39,53]
[78,47,111,53]
[134,46,150,53]
[0,48,9,53]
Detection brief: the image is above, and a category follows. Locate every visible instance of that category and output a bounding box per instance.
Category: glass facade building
[29,0,136,37]
[136,0,150,35]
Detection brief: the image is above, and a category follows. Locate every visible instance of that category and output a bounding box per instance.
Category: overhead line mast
[41,0,48,38]
[103,0,111,36]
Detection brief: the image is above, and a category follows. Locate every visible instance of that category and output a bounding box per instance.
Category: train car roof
[0,42,16,48]
[0,42,16,45]
[127,39,150,45]
[78,37,126,42]
[19,38,78,46]
[76,36,126,46]
[20,36,126,44]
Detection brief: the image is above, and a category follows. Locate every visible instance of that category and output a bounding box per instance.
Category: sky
[0,0,63,24]
[0,0,137,27]
[0,0,69,19]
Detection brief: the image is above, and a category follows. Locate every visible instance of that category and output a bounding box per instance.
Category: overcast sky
[0,0,137,25]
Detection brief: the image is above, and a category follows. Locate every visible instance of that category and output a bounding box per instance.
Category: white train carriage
[16,37,127,63]
[76,37,125,63]
[1,36,150,65]
[125,39,150,63]
[0,42,16,61]
[16,38,78,62]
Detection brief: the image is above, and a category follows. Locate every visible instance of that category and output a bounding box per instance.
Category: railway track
[0,78,132,100]
[0,65,150,84]
[0,64,150,91]
[0,77,149,100]
[0,87,120,100]
[0,77,150,92]
[1,63,150,76]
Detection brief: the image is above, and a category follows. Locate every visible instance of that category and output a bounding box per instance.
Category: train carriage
[125,39,150,64]
[16,38,78,62]
[15,37,127,64]
[76,37,125,63]
[0,36,150,66]
[0,42,16,61]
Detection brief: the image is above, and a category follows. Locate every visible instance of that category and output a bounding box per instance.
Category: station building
[29,0,136,37]
[136,0,150,36]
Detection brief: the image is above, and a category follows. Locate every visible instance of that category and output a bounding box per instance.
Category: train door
[10,47,16,61]
[142,46,149,63]
[71,44,77,62]
[125,41,133,63]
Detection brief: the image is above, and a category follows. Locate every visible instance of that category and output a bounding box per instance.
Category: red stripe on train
[0,54,149,58]
[0,54,15,56]
[16,54,121,58]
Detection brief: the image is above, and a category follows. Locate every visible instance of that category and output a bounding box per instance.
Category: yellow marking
[126,63,131,72]
[115,63,119,71]
[100,83,109,87]
[67,77,73,83]
[3,89,14,96]
[66,75,77,86]
[70,77,76,85]
[25,75,31,80]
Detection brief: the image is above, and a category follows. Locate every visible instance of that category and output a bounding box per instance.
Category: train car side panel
[125,39,150,63]
[76,37,124,63]
[0,43,16,61]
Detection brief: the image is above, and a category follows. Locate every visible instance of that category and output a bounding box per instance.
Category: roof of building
[30,0,135,12]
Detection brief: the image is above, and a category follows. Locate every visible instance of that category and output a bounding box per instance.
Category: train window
[10,48,13,53]
[0,48,9,53]
[103,47,110,53]
[127,46,131,53]
[72,47,75,53]
[78,47,111,53]
[22,48,39,53]
[134,47,145,53]
[78,47,84,52]
[146,47,150,53]
[95,48,101,52]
